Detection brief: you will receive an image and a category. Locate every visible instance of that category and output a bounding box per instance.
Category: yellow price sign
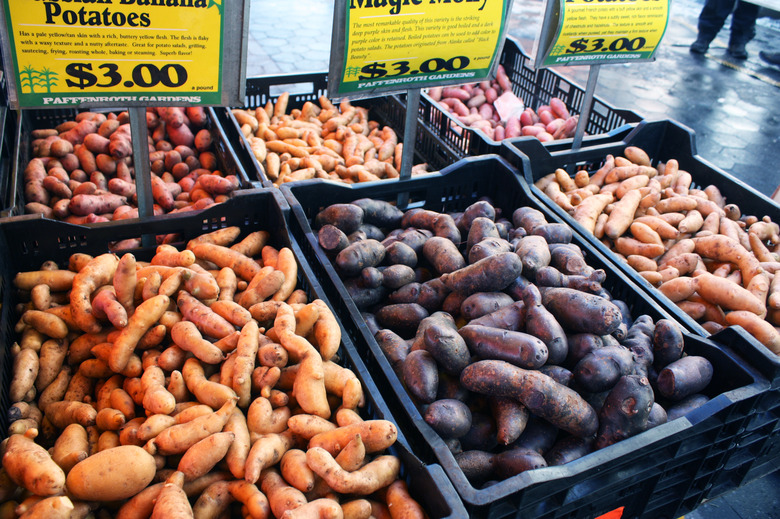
[1,0,225,108]
[539,0,669,67]
[330,0,512,97]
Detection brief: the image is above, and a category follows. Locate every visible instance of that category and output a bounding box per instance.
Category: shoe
[690,39,710,54]
[727,42,748,59]
[759,51,780,66]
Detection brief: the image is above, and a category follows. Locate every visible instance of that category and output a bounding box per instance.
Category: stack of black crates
[0,35,777,519]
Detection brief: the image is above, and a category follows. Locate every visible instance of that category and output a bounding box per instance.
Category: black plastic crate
[506,119,780,502]
[502,118,780,372]
[280,155,769,518]
[214,72,462,187]
[705,387,780,495]
[0,188,467,519]
[0,107,16,217]
[696,326,780,498]
[3,106,253,220]
[0,53,7,106]
[415,36,643,160]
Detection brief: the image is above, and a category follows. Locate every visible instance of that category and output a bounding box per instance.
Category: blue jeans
[697,0,759,45]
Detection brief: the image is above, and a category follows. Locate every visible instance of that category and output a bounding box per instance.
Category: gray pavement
[245,1,780,518]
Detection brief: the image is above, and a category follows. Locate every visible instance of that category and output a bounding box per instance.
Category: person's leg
[727,0,759,58]
[691,0,735,53]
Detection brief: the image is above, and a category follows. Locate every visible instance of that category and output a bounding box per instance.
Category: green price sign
[1,0,248,108]
[537,0,670,68]
[330,0,513,98]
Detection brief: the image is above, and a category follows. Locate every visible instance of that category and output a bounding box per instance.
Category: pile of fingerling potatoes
[23,107,242,223]
[309,195,716,486]
[3,93,600,518]
[1,226,429,518]
[5,85,777,516]
[426,65,580,143]
[231,94,430,188]
[535,146,780,353]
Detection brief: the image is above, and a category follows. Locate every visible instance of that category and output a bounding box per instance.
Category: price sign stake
[396,88,421,209]
[567,63,600,172]
[128,107,156,245]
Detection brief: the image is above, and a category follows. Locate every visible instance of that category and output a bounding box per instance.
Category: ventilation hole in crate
[56,234,86,249]
[555,80,573,98]
[591,102,610,118]
[200,216,228,232]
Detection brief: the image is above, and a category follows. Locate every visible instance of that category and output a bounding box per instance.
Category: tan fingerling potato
[66,445,157,501]
[3,228,428,517]
[3,431,66,496]
[233,95,424,187]
[536,148,780,351]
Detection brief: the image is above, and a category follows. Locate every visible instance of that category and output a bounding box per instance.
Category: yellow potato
[66,445,156,501]
[3,432,66,496]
